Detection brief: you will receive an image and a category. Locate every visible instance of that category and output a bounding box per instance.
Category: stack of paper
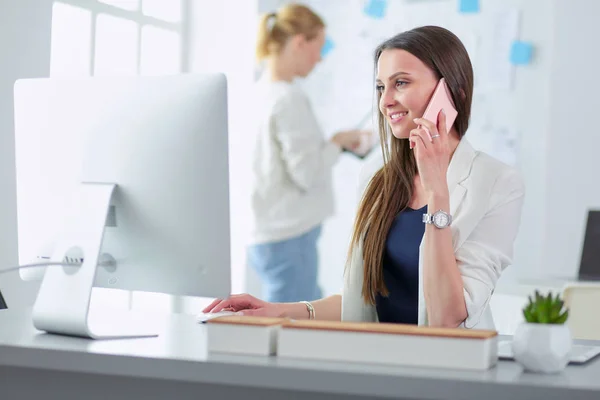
[205,315,288,356]
[277,320,498,370]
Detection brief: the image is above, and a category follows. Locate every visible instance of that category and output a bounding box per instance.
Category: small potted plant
[512,290,572,373]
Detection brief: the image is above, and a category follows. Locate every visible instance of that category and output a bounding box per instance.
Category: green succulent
[522,290,569,324]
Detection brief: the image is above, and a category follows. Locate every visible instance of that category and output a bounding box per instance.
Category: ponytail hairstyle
[256,3,325,61]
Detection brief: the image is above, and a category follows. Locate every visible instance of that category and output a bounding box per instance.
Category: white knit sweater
[248,76,341,244]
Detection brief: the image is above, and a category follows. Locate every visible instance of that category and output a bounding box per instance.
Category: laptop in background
[498,340,600,365]
[0,290,7,310]
[579,210,600,281]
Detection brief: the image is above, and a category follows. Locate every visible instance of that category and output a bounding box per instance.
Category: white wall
[0,0,53,308]
[499,0,556,283]
[187,0,260,297]
[477,0,600,285]
[542,0,600,279]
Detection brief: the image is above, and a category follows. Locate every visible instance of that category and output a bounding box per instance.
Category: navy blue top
[375,206,426,324]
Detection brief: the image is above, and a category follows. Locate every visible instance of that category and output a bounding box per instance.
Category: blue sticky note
[321,37,335,58]
[510,41,533,65]
[459,0,480,13]
[364,0,387,20]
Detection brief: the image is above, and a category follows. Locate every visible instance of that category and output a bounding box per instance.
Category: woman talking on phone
[209,26,525,329]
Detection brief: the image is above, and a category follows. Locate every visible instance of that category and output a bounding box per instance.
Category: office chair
[563,283,600,340]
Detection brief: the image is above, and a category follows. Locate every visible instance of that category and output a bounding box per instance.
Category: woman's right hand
[202,293,285,318]
[331,129,371,151]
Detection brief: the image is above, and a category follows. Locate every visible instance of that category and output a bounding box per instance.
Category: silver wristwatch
[422,210,452,229]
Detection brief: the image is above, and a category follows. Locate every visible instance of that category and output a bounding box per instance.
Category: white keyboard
[196,310,240,323]
[498,340,600,364]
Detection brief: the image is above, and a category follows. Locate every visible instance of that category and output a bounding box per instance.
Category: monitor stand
[31,183,159,339]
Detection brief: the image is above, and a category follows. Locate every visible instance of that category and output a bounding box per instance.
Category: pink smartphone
[421,78,458,135]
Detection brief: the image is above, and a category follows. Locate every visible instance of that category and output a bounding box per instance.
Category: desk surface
[1,308,600,400]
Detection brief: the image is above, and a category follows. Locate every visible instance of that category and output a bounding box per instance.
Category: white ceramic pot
[512,323,572,373]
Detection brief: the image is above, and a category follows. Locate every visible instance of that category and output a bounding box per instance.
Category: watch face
[433,212,449,227]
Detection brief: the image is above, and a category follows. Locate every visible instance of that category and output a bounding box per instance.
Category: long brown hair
[255,3,324,62]
[348,26,474,304]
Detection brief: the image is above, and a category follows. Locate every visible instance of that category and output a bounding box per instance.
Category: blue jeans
[247,225,323,303]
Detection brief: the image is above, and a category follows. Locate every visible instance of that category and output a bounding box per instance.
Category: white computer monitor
[13,74,231,339]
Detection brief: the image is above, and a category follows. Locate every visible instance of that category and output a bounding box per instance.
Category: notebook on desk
[278,320,499,370]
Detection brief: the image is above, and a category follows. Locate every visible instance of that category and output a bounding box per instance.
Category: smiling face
[376,49,439,139]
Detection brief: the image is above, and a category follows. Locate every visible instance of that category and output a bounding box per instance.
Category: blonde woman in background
[248,3,369,303]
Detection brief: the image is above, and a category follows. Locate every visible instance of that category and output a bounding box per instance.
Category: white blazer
[341,139,525,330]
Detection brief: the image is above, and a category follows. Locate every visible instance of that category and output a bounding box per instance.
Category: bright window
[140,25,180,75]
[51,0,183,78]
[94,14,138,75]
[50,3,92,76]
[50,0,186,312]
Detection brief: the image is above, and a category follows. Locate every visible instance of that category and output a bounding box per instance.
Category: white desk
[1,308,600,400]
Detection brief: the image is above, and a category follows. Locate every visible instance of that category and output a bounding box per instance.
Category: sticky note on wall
[321,37,335,58]
[510,41,533,65]
[459,0,480,13]
[364,0,387,19]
